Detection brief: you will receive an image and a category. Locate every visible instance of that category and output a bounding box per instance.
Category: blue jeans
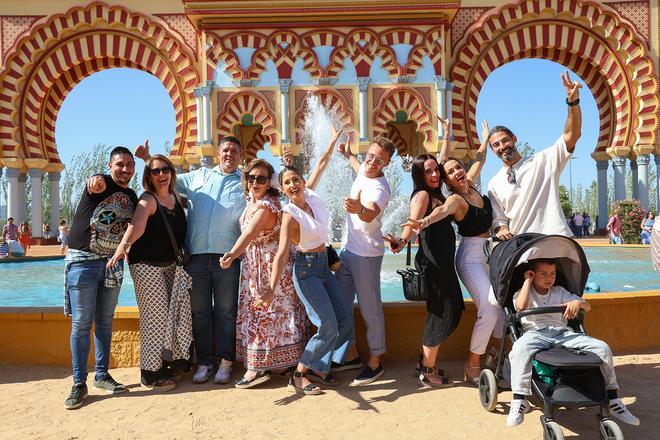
[293,252,354,373]
[186,254,240,366]
[67,259,121,384]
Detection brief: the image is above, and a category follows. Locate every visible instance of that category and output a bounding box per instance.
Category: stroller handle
[516,306,566,319]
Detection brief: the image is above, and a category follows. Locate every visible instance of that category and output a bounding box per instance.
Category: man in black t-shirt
[63,147,138,410]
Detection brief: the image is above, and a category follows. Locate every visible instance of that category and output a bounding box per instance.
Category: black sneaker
[93,373,128,394]
[331,357,364,372]
[64,383,88,410]
[352,364,384,386]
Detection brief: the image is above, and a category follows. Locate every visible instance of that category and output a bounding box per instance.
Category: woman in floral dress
[220,159,308,388]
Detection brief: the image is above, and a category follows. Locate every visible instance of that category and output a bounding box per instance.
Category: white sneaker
[192,365,213,384]
[609,398,640,426]
[214,359,233,384]
[506,399,530,427]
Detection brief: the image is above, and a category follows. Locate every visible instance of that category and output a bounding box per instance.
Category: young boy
[506,259,639,427]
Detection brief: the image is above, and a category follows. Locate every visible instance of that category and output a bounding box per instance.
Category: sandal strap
[422,366,435,375]
[293,370,306,378]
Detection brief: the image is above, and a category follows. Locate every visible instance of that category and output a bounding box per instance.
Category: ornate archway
[293,89,353,145]
[0,2,199,167]
[450,0,658,157]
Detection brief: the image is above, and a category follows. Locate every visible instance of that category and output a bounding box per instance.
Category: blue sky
[54,59,634,195]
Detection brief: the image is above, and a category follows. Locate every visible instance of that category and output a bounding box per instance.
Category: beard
[499,147,518,162]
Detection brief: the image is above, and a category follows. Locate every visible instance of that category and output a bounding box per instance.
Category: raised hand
[400,217,424,234]
[134,139,150,161]
[437,116,450,136]
[87,175,106,194]
[282,145,294,167]
[337,137,352,159]
[343,189,363,214]
[524,269,535,282]
[481,120,490,141]
[561,71,582,102]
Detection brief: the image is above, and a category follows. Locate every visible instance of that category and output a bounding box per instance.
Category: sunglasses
[150,167,172,176]
[366,153,387,167]
[246,174,269,185]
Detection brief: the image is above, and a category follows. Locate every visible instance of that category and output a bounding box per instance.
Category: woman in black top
[108,154,189,391]
[390,154,463,387]
[402,119,503,385]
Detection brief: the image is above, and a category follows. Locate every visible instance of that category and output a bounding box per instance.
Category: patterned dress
[236,194,309,370]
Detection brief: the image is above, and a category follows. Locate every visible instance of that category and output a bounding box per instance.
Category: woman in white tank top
[266,128,354,395]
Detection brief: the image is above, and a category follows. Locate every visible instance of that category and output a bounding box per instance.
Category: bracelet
[120,241,131,247]
[400,237,408,244]
[565,98,580,106]
[421,217,430,229]
[359,205,365,215]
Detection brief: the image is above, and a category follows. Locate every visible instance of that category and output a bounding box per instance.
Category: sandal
[419,367,454,388]
[142,378,176,392]
[275,366,296,378]
[288,371,323,395]
[235,370,271,389]
[415,355,445,377]
[463,364,481,385]
[307,370,340,387]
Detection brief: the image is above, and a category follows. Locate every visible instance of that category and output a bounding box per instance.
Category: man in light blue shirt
[135,137,245,385]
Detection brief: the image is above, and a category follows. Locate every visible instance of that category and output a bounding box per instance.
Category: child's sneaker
[609,398,640,426]
[506,399,530,427]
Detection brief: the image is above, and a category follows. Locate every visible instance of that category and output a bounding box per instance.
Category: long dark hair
[411,154,445,203]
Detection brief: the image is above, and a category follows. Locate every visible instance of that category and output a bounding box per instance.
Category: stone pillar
[357,77,370,142]
[279,79,293,144]
[611,156,626,201]
[630,159,638,200]
[434,75,448,138]
[445,81,454,139]
[656,155,660,211]
[29,169,43,237]
[201,81,213,144]
[17,173,27,222]
[596,160,609,230]
[636,155,649,209]
[6,168,20,220]
[195,87,204,145]
[49,171,61,229]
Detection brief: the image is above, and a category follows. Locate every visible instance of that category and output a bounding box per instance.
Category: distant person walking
[607,208,623,244]
[573,212,583,238]
[2,217,18,242]
[583,213,590,237]
[640,211,654,245]
[58,220,70,255]
[18,222,31,255]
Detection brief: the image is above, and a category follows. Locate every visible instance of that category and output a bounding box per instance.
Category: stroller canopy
[489,233,590,308]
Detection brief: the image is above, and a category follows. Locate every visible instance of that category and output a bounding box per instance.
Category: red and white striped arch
[327,30,397,79]
[293,89,353,145]
[249,31,319,81]
[450,0,657,154]
[217,91,279,149]
[206,31,269,82]
[0,2,199,165]
[372,87,434,154]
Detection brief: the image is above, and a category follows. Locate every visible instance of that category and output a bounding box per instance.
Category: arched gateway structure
[0,0,658,236]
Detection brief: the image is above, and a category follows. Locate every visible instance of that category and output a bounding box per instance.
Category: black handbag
[152,193,190,266]
[396,239,428,301]
[326,244,341,271]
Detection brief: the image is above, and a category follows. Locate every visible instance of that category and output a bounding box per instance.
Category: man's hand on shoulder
[87,175,106,194]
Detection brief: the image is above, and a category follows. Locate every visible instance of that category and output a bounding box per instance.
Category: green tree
[516,141,536,157]
[559,185,572,218]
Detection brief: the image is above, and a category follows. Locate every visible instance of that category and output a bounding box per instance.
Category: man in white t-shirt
[488,71,582,240]
[334,135,395,385]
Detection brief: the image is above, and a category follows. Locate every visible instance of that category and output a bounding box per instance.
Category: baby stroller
[478,233,625,440]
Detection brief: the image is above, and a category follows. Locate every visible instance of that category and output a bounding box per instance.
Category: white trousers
[456,236,504,355]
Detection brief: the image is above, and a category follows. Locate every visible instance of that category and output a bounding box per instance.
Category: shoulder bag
[396,239,428,301]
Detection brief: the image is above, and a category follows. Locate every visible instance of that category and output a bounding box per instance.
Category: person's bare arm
[437,117,450,164]
[306,128,343,190]
[343,189,382,224]
[107,195,157,267]
[515,270,535,311]
[262,213,295,308]
[400,194,464,233]
[337,136,360,174]
[219,207,276,269]
[467,120,490,182]
[561,71,582,153]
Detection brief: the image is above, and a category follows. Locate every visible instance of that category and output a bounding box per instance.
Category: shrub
[612,200,645,244]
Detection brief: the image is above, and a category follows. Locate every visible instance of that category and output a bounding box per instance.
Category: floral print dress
[236,194,309,370]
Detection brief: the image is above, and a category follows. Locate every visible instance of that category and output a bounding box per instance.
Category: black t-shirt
[68,175,138,254]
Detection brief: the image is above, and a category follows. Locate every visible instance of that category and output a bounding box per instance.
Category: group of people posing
[60,72,638,429]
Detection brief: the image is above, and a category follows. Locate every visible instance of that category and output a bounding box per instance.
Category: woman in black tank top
[401,119,504,385]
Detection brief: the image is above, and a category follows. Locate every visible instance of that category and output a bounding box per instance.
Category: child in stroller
[506,258,639,428]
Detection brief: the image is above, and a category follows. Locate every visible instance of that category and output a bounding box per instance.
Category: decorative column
[194,81,215,168]
[656,155,660,211]
[29,169,44,237]
[635,155,650,210]
[279,79,293,144]
[445,81,454,139]
[357,77,370,142]
[17,173,27,222]
[201,81,213,144]
[6,168,20,220]
[611,156,627,201]
[194,87,204,145]
[596,160,609,230]
[49,171,61,230]
[433,75,448,138]
[630,159,638,200]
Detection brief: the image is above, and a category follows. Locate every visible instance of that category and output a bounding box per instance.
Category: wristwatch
[566,98,580,106]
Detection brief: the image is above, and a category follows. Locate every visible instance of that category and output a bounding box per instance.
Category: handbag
[396,239,428,301]
[326,244,341,272]
[152,192,190,267]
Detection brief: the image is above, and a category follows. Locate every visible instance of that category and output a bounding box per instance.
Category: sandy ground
[0,353,656,440]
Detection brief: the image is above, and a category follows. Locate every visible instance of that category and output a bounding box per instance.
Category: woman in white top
[267,129,354,395]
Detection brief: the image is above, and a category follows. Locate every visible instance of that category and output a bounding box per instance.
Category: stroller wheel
[478,369,498,412]
[543,420,564,440]
[600,419,624,440]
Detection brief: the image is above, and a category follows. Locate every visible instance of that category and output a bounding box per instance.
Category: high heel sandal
[288,371,323,395]
[419,366,454,388]
[463,364,481,385]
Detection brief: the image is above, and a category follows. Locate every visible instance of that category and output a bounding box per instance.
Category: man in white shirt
[487,71,582,240]
[573,212,584,237]
[335,136,395,385]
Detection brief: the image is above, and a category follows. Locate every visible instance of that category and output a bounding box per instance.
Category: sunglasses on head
[246,174,269,185]
[150,167,172,176]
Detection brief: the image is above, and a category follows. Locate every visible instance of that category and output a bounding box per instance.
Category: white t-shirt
[342,163,391,257]
[282,188,330,251]
[513,285,583,333]
[487,136,573,236]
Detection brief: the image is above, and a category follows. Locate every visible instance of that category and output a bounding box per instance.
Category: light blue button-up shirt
[176,166,245,255]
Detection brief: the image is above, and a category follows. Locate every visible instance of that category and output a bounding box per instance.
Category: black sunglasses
[246,174,269,185]
[150,167,172,176]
